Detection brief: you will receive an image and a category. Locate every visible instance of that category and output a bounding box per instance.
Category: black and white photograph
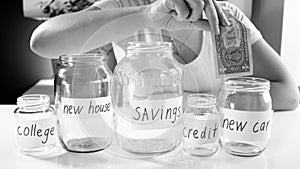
[1,0,300,168]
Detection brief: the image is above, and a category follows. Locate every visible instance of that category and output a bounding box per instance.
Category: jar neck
[224,77,270,93]
[126,41,173,57]
[16,94,50,112]
[187,94,217,108]
[133,28,172,42]
[59,54,108,66]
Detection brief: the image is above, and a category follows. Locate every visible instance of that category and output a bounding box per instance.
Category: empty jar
[14,94,57,156]
[55,54,114,153]
[113,41,183,155]
[183,94,219,157]
[218,77,273,156]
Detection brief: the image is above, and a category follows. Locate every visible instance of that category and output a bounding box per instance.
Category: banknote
[212,12,253,78]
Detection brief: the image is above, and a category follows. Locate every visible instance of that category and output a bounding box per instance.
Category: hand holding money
[145,0,229,32]
[213,11,253,78]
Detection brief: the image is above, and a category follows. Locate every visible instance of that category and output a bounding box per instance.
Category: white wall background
[281,0,300,85]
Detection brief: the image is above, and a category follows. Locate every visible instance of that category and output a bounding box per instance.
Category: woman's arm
[30,6,149,58]
[30,0,228,59]
[219,1,299,111]
[252,39,299,111]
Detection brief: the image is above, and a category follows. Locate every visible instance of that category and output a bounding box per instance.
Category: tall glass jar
[218,77,273,156]
[183,94,219,157]
[55,54,114,153]
[113,41,183,155]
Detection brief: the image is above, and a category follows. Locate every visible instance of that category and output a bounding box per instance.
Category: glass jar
[55,54,114,153]
[14,94,57,156]
[218,77,273,156]
[113,41,183,155]
[183,94,220,157]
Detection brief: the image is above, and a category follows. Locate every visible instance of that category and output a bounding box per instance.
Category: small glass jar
[14,94,57,156]
[55,54,114,153]
[218,77,273,156]
[113,41,183,155]
[183,94,219,157]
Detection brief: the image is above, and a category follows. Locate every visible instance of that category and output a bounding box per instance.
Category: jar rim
[224,77,270,92]
[127,41,172,46]
[59,54,107,64]
[16,94,50,112]
[126,41,172,53]
[187,94,217,107]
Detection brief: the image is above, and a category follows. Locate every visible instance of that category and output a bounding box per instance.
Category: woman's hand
[145,0,229,33]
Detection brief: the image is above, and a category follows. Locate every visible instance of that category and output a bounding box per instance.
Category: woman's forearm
[252,39,299,111]
[30,6,148,58]
[270,81,299,111]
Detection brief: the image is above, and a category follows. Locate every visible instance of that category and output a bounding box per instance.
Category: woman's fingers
[204,0,220,34]
[170,0,190,20]
[185,0,205,21]
[167,0,204,22]
[149,0,228,32]
[212,0,230,26]
[164,12,210,31]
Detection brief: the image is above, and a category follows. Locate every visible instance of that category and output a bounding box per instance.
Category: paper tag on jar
[58,97,112,119]
[220,108,273,141]
[118,96,183,130]
[15,117,57,148]
[183,114,219,145]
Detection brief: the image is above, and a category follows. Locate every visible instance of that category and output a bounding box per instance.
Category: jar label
[58,97,114,138]
[15,117,57,148]
[183,114,219,145]
[58,97,112,119]
[220,108,273,141]
[117,96,183,130]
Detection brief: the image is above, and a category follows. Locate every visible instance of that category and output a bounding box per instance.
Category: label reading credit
[183,114,219,145]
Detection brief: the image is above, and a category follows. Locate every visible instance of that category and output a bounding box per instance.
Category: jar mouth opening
[187,94,216,107]
[17,94,50,112]
[134,28,172,41]
[224,77,270,92]
[59,54,107,64]
[127,41,172,53]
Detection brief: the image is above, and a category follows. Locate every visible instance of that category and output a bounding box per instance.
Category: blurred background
[1,1,52,104]
[2,0,298,104]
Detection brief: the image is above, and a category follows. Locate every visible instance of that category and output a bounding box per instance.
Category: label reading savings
[127,96,183,130]
[59,97,112,119]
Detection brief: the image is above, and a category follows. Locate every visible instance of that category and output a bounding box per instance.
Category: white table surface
[1,104,300,169]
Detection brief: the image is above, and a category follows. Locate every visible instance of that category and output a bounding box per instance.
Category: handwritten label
[220,108,273,141]
[58,97,112,119]
[15,117,57,148]
[183,113,219,145]
[117,96,183,130]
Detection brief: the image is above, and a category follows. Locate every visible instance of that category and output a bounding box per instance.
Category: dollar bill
[212,12,253,78]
